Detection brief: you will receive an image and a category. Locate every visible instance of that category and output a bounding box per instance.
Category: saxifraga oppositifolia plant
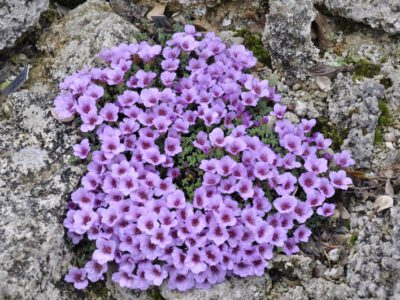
[53,25,354,291]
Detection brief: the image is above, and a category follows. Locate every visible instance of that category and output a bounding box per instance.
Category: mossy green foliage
[380,77,393,89]
[234,29,271,67]
[348,232,358,247]
[374,99,393,145]
[314,117,349,151]
[353,59,381,80]
[334,55,381,80]
[147,287,166,300]
[173,123,207,200]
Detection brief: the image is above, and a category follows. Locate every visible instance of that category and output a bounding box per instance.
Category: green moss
[234,29,271,67]
[148,287,166,300]
[87,281,109,298]
[173,123,208,200]
[374,99,393,145]
[353,59,381,80]
[314,117,349,151]
[380,77,393,89]
[348,232,358,247]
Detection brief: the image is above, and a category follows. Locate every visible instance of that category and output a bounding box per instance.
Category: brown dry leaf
[332,234,351,244]
[385,178,394,196]
[193,19,217,32]
[373,195,394,212]
[306,62,355,78]
[314,12,331,50]
[337,203,351,219]
[345,169,366,180]
[146,3,166,20]
[50,107,74,123]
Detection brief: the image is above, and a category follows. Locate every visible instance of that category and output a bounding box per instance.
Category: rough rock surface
[327,76,384,168]
[321,0,400,34]
[160,274,271,300]
[0,84,81,299]
[33,0,139,87]
[0,0,49,51]
[346,207,400,299]
[264,0,319,79]
[0,0,144,299]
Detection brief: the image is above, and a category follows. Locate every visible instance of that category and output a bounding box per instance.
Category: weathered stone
[321,0,400,35]
[346,207,400,299]
[0,84,81,300]
[0,0,144,298]
[161,274,271,300]
[264,0,319,79]
[0,0,49,51]
[327,75,384,168]
[271,255,314,280]
[34,0,139,87]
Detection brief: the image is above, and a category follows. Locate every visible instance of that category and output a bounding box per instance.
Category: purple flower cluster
[55,25,354,291]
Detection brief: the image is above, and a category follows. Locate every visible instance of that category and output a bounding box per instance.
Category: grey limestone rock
[160,274,271,300]
[327,75,384,168]
[346,207,400,299]
[0,0,143,298]
[0,84,82,299]
[34,0,139,87]
[321,0,400,35]
[264,0,319,79]
[0,0,49,51]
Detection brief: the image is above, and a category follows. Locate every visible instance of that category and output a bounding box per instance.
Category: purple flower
[265,227,287,247]
[293,225,312,243]
[280,133,302,155]
[137,212,159,235]
[226,138,247,155]
[144,264,168,286]
[304,155,328,174]
[85,260,107,282]
[216,156,237,176]
[165,137,182,156]
[65,267,88,289]
[292,201,313,223]
[135,70,157,88]
[329,170,352,190]
[334,150,355,167]
[299,172,320,192]
[73,139,91,159]
[186,247,207,274]
[168,271,194,291]
[271,103,287,119]
[93,238,116,264]
[235,178,254,199]
[273,195,298,214]
[283,238,300,255]
[317,203,335,217]
[167,190,186,209]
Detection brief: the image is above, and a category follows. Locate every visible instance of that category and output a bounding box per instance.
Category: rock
[264,0,319,79]
[56,0,86,8]
[315,76,332,91]
[271,255,314,280]
[327,75,384,168]
[321,0,400,35]
[160,274,271,300]
[346,207,400,299]
[0,0,144,298]
[324,267,344,280]
[302,278,353,299]
[0,0,49,51]
[328,248,342,263]
[218,31,244,46]
[0,84,81,299]
[33,0,139,87]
